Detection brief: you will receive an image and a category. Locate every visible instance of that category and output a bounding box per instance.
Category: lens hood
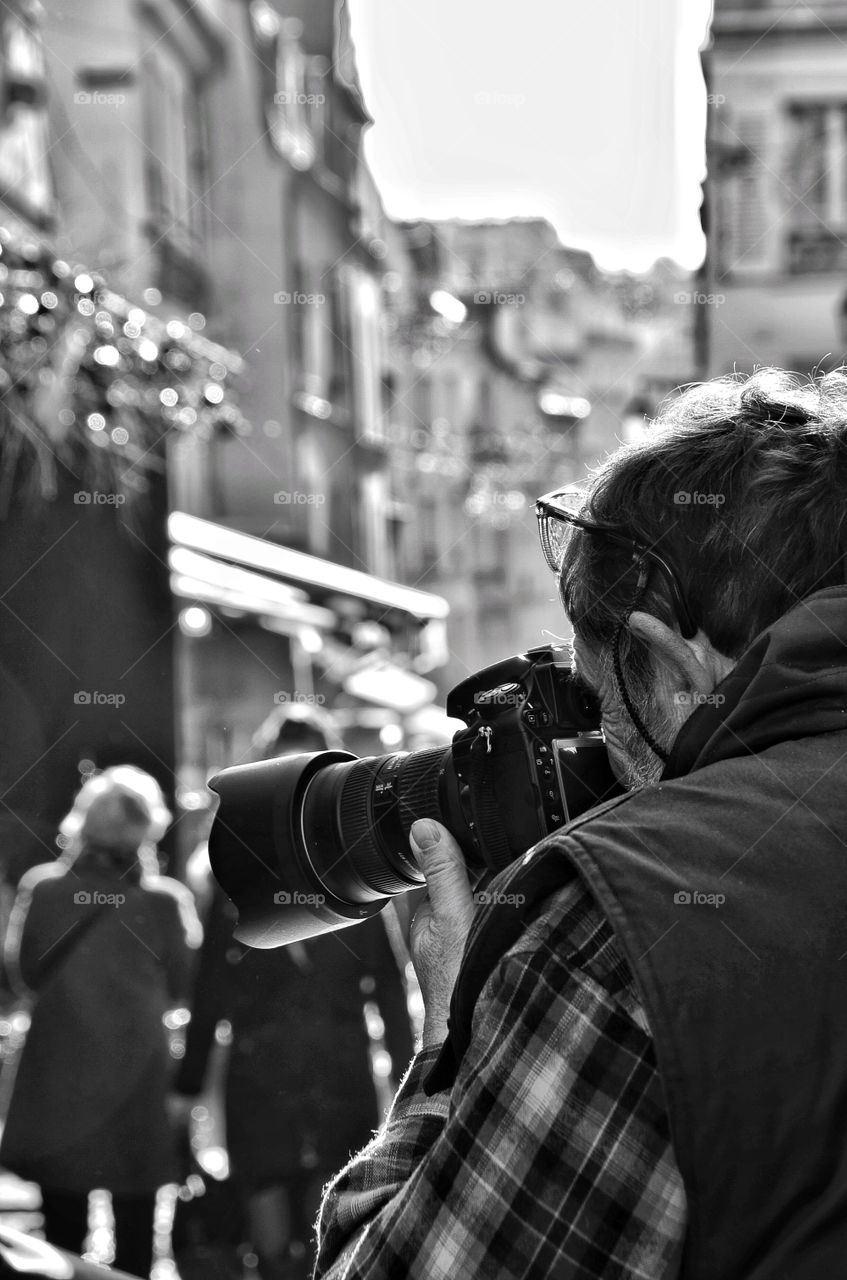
[208,751,390,948]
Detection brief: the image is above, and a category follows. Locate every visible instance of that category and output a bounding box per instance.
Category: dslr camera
[208,645,620,947]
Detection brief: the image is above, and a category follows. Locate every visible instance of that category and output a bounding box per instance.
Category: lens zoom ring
[395,747,446,835]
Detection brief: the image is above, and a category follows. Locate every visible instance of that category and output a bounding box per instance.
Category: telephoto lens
[208,645,621,947]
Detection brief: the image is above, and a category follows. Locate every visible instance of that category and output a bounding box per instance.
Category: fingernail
[411,819,441,850]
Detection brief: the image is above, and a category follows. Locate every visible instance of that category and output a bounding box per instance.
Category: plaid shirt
[315,876,687,1278]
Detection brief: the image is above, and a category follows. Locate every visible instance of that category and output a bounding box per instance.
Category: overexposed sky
[348,1,714,272]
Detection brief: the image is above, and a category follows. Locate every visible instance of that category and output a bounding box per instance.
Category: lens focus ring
[395,747,447,835]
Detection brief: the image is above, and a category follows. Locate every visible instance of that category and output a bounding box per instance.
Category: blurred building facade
[0,0,696,872]
[702,0,847,374]
[387,218,697,690]
[0,0,243,872]
[0,0,450,868]
[148,0,450,809]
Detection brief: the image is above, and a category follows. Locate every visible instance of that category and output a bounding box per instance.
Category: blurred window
[360,471,391,577]
[418,495,439,580]
[386,499,410,580]
[0,6,53,222]
[291,258,331,398]
[329,475,357,566]
[785,102,847,273]
[270,24,315,170]
[305,55,329,161]
[141,36,202,252]
[714,107,771,275]
[328,267,354,406]
[347,266,387,445]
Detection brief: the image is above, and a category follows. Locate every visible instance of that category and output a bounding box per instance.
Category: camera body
[445,645,621,867]
[208,645,621,947]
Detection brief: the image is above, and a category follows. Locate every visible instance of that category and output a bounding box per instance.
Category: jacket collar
[662,586,847,781]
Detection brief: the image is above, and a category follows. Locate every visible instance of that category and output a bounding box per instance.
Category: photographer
[313,368,847,1278]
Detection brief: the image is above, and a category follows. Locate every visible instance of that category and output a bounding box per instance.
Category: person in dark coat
[0,765,201,1277]
[174,704,415,1280]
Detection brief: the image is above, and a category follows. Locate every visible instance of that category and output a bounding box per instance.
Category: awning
[168,512,450,623]
[342,659,437,714]
[168,545,336,631]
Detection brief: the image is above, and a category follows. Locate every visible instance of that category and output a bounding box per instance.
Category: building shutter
[718,108,775,276]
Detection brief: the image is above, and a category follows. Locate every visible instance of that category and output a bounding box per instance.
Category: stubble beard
[617,684,679,790]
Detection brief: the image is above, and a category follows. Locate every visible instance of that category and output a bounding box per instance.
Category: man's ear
[626,611,734,700]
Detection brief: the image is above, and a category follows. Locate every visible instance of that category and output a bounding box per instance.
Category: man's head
[557,368,847,787]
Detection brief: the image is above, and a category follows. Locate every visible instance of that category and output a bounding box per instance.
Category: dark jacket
[430,586,847,1279]
[176,890,414,1186]
[0,862,197,1194]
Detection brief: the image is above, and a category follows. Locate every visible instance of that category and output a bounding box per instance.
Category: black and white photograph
[0,2,845,1277]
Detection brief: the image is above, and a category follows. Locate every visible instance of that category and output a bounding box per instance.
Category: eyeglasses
[534,486,697,640]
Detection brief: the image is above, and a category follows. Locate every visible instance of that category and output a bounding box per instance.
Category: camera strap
[466,731,513,869]
[423,846,572,1094]
[423,791,634,1096]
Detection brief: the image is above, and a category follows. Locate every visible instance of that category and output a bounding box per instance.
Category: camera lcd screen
[552,735,620,823]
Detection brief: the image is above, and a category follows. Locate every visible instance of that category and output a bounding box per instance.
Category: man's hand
[409,819,475,1049]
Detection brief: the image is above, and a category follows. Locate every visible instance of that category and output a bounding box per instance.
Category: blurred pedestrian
[173,703,414,1280]
[0,765,201,1278]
